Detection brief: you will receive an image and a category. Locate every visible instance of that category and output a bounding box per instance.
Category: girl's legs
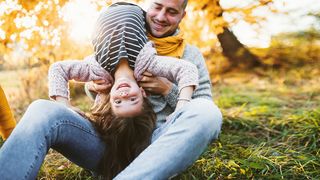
[0,99,105,180]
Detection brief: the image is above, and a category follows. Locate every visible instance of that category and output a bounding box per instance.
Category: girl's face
[110,77,147,117]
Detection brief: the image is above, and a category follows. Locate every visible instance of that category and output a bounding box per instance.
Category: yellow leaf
[228,160,240,168]
[240,168,246,174]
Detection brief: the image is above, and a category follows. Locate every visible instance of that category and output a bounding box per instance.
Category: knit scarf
[147,30,186,58]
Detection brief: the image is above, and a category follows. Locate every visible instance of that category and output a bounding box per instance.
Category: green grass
[1,66,319,179]
[175,67,320,179]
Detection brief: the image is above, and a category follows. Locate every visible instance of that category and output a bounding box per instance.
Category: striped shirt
[92,3,147,73]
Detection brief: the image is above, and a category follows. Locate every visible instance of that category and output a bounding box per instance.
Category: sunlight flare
[61,0,101,44]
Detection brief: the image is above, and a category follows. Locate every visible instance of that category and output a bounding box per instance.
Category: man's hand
[138,72,173,96]
[86,79,112,93]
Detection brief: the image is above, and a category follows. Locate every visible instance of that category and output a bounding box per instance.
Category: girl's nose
[119,91,129,97]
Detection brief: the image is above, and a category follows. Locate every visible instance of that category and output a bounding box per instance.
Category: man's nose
[156,9,167,22]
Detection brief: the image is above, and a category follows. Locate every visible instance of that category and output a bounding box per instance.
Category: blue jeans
[0,98,222,180]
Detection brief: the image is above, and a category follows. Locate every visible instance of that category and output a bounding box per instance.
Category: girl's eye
[115,99,121,104]
[130,97,136,101]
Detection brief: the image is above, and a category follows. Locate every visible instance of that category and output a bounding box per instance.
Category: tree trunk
[212,0,261,69]
[217,27,261,69]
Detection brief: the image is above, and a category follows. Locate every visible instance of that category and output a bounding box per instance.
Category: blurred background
[1,0,319,111]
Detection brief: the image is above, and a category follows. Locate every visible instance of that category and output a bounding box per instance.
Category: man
[0,0,222,179]
[89,0,222,179]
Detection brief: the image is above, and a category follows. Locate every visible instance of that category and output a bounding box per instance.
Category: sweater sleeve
[163,84,179,108]
[48,55,113,100]
[145,44,213,121]
[161,45,213,108]
[190,46,212,100]
[134,42,199,93]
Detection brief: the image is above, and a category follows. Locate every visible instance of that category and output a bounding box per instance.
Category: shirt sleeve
[48,55,113,100]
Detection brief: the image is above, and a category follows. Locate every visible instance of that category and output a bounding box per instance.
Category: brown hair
[182,0,188,9]
[89,93,156,179]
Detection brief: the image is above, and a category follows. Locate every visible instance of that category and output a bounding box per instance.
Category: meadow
[1,64,319,179]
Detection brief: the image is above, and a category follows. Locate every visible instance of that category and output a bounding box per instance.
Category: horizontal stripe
[94,21,147,52]
[92,4,148,73]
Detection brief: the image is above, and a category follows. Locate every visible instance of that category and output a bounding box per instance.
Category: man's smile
[151,19,168,31]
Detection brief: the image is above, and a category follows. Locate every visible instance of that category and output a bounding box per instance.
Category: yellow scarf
[147,30,186,58]
[0,86,16,140]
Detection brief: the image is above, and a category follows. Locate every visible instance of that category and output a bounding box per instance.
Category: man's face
[146,0,186,38]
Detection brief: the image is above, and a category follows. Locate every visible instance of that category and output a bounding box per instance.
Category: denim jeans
[0,98,222,180]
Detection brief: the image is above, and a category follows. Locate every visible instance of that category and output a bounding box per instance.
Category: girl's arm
[175,86,194,110]
[134,42,198,110]
[48,55,113,100]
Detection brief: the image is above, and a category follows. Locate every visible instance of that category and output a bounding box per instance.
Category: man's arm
[137,72,172,96]
[138,45,212,109]
[134,42,198,94]
[188,45,213,100]
[138,73,178,108]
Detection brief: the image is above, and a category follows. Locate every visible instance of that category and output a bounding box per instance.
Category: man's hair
[182,0,188,9]
[89,94,156,180]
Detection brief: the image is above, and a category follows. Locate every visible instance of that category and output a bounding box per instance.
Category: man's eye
[168,10,179,15]
[115,100,121,104]
[152,5,162,10]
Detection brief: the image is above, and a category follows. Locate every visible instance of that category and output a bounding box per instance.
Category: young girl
[48,3,198,179]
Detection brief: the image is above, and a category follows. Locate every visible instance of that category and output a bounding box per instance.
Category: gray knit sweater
[149,44,213,124]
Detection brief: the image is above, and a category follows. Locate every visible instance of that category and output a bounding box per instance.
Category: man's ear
[178,11,186,24]
[140,87,147,97]
[182,10,186,19]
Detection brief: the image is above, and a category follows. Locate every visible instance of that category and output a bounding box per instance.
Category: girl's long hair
[89,93,156,180]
